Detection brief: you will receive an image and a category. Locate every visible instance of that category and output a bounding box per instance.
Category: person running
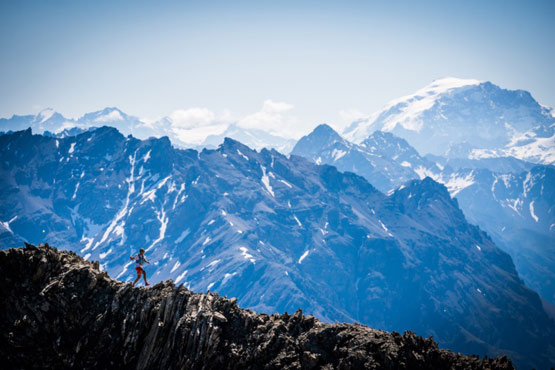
[130,248,151,287]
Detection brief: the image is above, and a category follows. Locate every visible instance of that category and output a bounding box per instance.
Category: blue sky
[1,0,554,136]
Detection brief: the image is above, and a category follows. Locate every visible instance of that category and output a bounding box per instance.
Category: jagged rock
[0,244,513,370]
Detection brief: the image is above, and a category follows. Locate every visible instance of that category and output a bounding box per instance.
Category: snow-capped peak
[386,77,482,111]
[93,108,125,122]
[342,77,554,165]
[422,77,482,91]
[37,108,55,123]
[344,77,482,141]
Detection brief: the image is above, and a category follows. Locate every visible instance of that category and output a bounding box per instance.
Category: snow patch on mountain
[504,133,555,165]
[143,150,151,162]
[239,247,256,264]
[175,269,188,284]
[529,201,539,222]
[261,166,274,197]
[332,148,347,161]
[237,149,249,161]
[0,221,13,234]
[170,261,181,273]
[279,179,293,188]
[444,172,475,197]
[298,250,309,264]
[38,108,55,123]
[147,209,168,252]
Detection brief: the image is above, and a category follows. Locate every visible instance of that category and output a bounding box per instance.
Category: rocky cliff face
[0,244,513,370]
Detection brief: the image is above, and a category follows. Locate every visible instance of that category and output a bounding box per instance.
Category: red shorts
[135,266,144,275]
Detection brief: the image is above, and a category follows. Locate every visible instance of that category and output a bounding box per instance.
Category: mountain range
[343,77,555,165]
[2,77,552,164]
[1,77,555,368]
[0,107,296,153]
[293,124,555,304]
[0,127,554,368]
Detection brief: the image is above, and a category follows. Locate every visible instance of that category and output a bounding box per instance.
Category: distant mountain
[452,165,555,303]
[0,108,81,135]
[0,108,296,153]
[427,153,535,174]
[76,107,151,138]
[0,107,138,136]
[0,128,554,368]
[292,124,440,191]
[44,126,91,138]
[199,124,296,153]
[294,125,555,304]
[343,77,555,165]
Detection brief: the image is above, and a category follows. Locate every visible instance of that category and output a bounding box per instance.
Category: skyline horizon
[2,75,554,141]
[2,0,554,137]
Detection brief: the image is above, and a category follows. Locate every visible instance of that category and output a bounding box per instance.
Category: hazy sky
[1,0,554,136]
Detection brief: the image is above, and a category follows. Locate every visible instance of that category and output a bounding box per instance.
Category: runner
[130,248,150,287]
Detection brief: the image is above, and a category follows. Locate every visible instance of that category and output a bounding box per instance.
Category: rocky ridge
[0,244,513,370]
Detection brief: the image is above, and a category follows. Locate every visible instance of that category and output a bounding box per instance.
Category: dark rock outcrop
[0,244,513,370]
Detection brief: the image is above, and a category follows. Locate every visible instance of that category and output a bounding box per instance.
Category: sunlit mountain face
[344,78,555,165]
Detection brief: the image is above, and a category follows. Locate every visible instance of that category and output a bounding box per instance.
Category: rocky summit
[0,244,513,370]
